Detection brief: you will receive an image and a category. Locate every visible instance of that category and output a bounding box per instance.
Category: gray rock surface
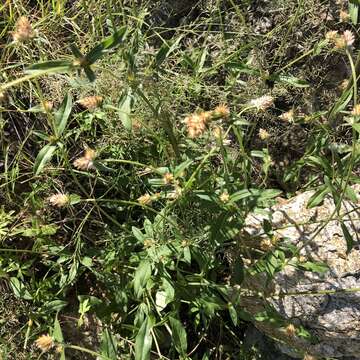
[237,185,360,359]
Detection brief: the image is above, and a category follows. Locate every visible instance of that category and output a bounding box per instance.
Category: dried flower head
[212,126,222,139]
[73,148,96,171]
[35,334,54,352]
[279,109,295,123]
[250,95,274,111]
[219,191,230,203]
[259,128,270,140]
[338,79,349,91]
[343,30,355,47]
[137,193,152,206]
[163,172,174,185]
[12,16,35,42]
[260,238,273,251]
[352,104,360,116]
[48,193,70,208]
[184,114,207,138]
[77,96,103,110]
[325,30,338,41]
[330,30,355,49]
[340,9,349,22]
[285,324,296,337]
[213,104,230,119]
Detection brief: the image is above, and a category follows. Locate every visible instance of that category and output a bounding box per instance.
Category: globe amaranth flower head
[73,148,97,170]
[35,334,54,352]
[250,95,274,111]
[183,104,230,138]
[48,193,70,208]
[12,16,35,42]
[326,30,355,49]
[77,96,103,110]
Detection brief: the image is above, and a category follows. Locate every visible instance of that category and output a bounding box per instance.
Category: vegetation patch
[0,0,360,359]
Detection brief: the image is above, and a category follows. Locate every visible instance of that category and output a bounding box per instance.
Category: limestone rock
[237,185,360,359]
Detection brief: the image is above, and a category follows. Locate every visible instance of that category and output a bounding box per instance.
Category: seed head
[48,193,70,208]
[352,104,360,116]
[12,16,35,42]
[73,148,96,170]
[213,104,230,119]
[35,334,54,352]
[137,194,152,206]
[213,126,222,139]
[325,30,338,41]
[330,30,355,49]
[279,109,295,123]
[338,79,349,91]
[285,324,296,337]
[183,113,207,138]
[219,191,230,203]
[259,128,270,140]
[260,238,273,251]
[77,96,103,110]
[343,30,355,47]
[250,95,274,111]
[163,172,174,184]
[340,10,349,22]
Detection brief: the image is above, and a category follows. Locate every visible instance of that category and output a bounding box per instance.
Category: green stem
[64,344,113,360]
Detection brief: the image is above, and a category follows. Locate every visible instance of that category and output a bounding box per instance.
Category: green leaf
[307,186,330,208]
[132,226,145,243]
[352,123,360,134]
[344,185,358,202]
[42,300,67,312]
[143,219,154,238]
[55,94,72,136]
[341,223,355,253]
[225,62,260,76]
[258,189,283,200]
[169,317,188,356]
[26,60,72,74]
[53,316,64,342]
[34,144,57,175]
[349,1,359,24]
[135,316,153,360]
[118,90,133,130]
[134,260,152,298]
[307,155,332,175]
[53,316,65,360]
[9,277,32,300]
[83,66,96,82]
[155,35,184,66]
[228,303,238,326]
[230,189,252,202]
[100,329,117,360]
[70,44,84,59]
[298,261,329,274]
[85,27,127,65]
[274,74,309,88]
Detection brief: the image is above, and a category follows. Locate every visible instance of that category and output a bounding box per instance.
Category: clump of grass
[0,0,360,359]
